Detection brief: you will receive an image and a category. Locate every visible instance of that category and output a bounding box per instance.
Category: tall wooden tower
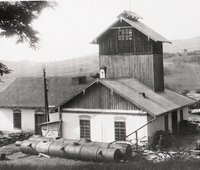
[91,11,171,92]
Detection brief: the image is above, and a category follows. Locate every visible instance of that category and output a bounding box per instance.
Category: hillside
[1,36,200,93]
[0,54,99,92]
[164,36,200,53]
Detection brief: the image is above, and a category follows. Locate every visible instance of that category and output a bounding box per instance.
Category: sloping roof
[0,77,94,108]
[91,12,171,44]
[58,77,195,117]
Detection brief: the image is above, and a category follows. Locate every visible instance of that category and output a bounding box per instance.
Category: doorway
[35,113,46,135]
[172,111,178,134]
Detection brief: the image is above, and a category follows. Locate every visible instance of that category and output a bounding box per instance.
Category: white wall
[62,112,148,143]
[147,107,190,136]
[49,112,60,122]
[0,109,13,131]
[0,108,36,132]
[21,109,35,132]
[147,115,164,137]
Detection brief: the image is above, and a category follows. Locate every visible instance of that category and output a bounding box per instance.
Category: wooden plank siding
[62,83,140,110]
[98,20,156,55]
[153,54,164,91]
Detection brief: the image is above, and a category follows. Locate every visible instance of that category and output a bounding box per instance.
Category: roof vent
[118,10,143,21]
[138,92,146,98]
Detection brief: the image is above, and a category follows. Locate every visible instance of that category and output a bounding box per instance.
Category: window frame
[13,109,22,129]
[114,120,126,141]
[80,118,91,140]
[118,28,132,41]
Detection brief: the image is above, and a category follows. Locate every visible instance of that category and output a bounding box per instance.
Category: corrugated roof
[100,78,195,116]
[91,12,171,44]
[0,77,94,108]
[122,17,171,43]
[58,77,195,117]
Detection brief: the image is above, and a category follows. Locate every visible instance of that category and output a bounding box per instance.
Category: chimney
[100,66,107,79]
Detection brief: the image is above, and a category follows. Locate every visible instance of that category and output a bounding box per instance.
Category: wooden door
[35,114,46,135]
[172,111,178,134]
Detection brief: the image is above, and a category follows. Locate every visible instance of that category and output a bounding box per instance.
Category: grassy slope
[164,53,200,92]
[1,52,200,93]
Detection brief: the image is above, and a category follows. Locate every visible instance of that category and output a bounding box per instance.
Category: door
[172,111,178,134]
[35,114,46,135]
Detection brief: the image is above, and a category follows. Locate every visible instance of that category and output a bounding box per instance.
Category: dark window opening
[13,110,21,129]
[115,121,126,141]
[80,119,90,139]
[118,28,132,41]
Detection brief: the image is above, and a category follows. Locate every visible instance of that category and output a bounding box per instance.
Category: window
[180,109,183,121]
[118,28,132,41]
[80,119,90,139]
[13,110,21,129]
[114,121,126,141]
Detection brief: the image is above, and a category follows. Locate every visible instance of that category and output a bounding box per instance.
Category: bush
[149,131,173,151]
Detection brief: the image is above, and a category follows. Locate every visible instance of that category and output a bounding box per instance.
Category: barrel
[79,145,101,161]
[64,143,83,160]
[29,136,53,142]
[35,140,52,155]
[20,140,39,155]
[96,147,121,162]
[49,140,69,158]
[81,141,132,159]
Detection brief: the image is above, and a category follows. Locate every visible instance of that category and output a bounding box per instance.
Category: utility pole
[43,68,49,122]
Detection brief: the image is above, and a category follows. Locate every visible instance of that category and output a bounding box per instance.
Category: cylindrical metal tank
[20,140,39,155]
[49,140,69,158]
[64,143,83,160]
[79,145,101,161]
[29,136,53,142]
[35,140,52,155]
[96,147,121,162]
[81,141,132,158]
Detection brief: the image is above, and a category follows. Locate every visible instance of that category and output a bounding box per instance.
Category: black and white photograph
[0,0,200,169]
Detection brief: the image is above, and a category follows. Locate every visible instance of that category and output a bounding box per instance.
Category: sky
[0,0,200,62]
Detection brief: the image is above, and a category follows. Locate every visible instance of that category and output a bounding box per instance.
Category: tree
[0,1,55,49]
[0,1,55,76]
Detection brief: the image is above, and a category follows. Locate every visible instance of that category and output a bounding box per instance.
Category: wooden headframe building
[91,10,171,92]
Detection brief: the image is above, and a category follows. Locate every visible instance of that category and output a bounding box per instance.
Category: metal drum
[49,140,68,158]
[29,136,54,142]
[82,141,132,159]
[20,140,39,155]
[96,147,121,162]
[64,142,83,160]
[79,145,101,161]
[35,140,52,155]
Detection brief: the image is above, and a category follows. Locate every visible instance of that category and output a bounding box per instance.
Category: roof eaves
[121,17,171,43]
[90,19,120,44]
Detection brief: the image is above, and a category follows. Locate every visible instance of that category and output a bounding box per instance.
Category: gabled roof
[58,77,195,117]
[91,11,171,44]
[0,77,94,109]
